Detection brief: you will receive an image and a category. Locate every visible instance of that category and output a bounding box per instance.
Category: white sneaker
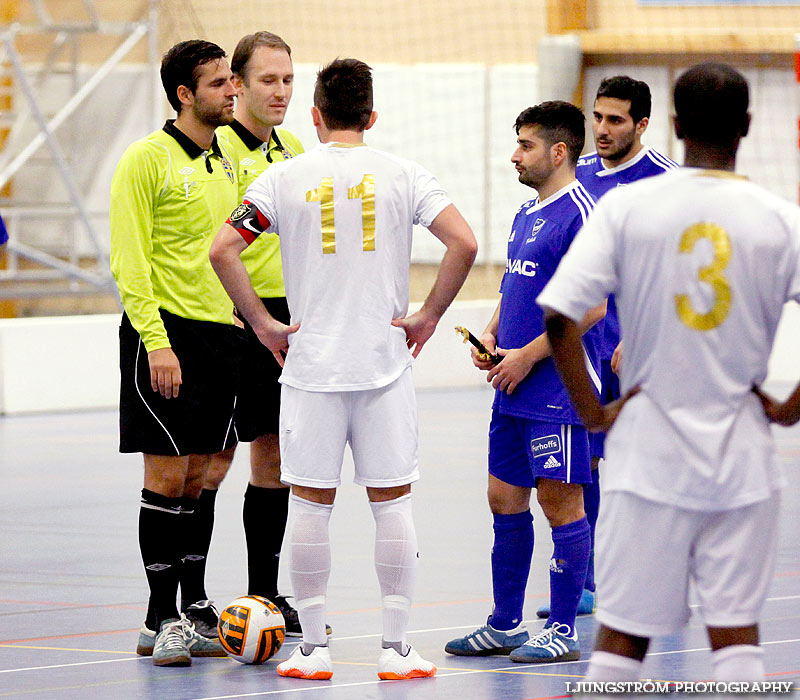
[377,645,437,680]
[152,617,191,667]
[508,622,581,663]
[276,645,333,680]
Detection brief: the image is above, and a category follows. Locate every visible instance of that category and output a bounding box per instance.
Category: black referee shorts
[233,296,290,442]
[119,310,244,456]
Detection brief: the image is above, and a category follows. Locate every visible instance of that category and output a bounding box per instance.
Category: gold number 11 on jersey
[306,174,376,254]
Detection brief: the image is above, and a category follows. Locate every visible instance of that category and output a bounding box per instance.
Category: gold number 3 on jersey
[674,222,732,331]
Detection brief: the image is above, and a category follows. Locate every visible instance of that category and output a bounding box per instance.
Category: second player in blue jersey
[445,102,605,665]
[534,76,679,623]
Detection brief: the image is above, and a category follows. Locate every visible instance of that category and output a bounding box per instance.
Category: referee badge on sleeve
[222,157,235,183]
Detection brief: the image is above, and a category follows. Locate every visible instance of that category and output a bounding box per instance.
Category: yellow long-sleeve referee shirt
[217,120,303,298]
[110,120,239,352]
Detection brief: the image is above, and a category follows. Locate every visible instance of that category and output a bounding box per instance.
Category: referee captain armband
[227,201,270,244]
[455,326,501,365]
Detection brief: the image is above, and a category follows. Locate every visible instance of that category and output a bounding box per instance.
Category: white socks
[288,492,419,653]
[711,644,765,681]
[573,652,644,699]
[578,645,764,700]
[370,494,418,652]
[288,494,333,647]
[585,650,643,681]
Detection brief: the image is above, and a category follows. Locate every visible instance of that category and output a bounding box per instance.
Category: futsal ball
[218,595,286,664]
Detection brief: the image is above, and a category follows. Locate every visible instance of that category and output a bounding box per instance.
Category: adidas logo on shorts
[542,455,561,470]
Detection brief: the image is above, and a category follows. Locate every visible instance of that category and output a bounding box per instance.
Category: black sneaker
[184,599,220,640]
[272,594,332,637]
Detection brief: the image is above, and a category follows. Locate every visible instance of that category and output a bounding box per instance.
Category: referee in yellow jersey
[203,32,326,638]
[109,40,241,667]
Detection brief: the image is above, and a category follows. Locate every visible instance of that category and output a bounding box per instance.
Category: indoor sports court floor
[2,386,799,699]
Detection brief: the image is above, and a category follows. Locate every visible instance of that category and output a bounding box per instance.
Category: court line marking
[0,656,142,673]
[0,644,146,657]
[0,629,139,644]
[2,618,799,683]
[0,598,142,610]
[334,659,587,678]
[2,629,800,672]
[2,637,799,680]
[0,651,796,699]
[0,616,545,646]
[0,592,549,624]
[188,666,585,700]
[187,657,800,700]
[3,592,799,646]
[765,595,800,602]
[644,637,800,658]
[5,593,800,646]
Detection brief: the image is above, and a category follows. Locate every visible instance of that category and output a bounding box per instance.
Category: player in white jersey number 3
[210,58,477,681]
[538,63,800,688]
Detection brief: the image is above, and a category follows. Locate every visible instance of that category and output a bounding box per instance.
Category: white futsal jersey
[538,168,800,510]
[243,141,452,392]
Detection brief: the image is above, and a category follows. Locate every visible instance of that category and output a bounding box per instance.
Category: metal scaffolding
[0,0,160,302]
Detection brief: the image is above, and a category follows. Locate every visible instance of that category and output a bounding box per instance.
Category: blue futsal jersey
[576,146,678,200]
[494,181,601,424]
[576,146,678,358]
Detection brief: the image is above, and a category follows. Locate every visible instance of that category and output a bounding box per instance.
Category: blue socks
[548,516,591,631]
[488,510,534,631]
[583,468,600,592]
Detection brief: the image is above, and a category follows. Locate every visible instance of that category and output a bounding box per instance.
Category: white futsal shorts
[279,367,419,489]
[596,490,781,637]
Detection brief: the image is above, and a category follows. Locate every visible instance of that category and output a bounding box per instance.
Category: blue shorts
[488,412,592,488]
[589,358,621,459]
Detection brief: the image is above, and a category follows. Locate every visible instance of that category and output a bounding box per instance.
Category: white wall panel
[7,61,798,267]
[3,300,800,414]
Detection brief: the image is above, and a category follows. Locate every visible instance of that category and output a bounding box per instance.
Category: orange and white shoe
[276,645,333,680]
[377,645,437,680]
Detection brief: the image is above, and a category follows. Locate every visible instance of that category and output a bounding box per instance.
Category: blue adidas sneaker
[509,622,580,663]
[444,621,529,656]
[536,588,596,619]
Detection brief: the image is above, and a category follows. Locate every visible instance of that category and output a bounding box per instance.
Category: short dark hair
[514,101,585,166]
[596,76,652,123]
[314,58,373,132]
[231,31,292,83]
[160,39,227,113]
[674,62,749,147]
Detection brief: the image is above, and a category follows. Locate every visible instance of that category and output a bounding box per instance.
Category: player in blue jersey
[537,77,678,621]
[445,102,605,664]
[578,76,678,199]
[540,61,793,688]
[578,76,676,397]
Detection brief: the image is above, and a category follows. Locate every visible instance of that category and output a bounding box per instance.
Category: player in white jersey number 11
[209,58,477,681]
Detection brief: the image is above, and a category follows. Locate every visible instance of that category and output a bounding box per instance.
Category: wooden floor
[1,386,799,699]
